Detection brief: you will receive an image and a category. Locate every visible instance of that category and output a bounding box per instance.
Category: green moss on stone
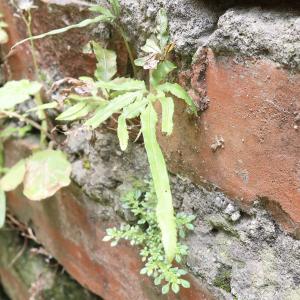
[213,264,232,293]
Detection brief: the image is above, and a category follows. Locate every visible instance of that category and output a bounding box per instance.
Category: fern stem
[116,25,137,78]
[22,11,40,81]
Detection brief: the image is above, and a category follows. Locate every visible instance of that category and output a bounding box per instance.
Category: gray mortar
[208,7,300,70]
[46,0,299,70]
[94,0,300,68]
[64,127,300,300]
[117,0,225,55]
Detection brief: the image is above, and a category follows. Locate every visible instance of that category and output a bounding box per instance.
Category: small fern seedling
[103,182,195,295]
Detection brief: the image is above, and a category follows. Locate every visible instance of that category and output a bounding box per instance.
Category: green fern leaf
[0,189,5,228]
[84,91,140,129]
[117,114,129,151]
[108,0,121,16]
[12,15,109,49]
[160,96,174,136]
[91,42,117,81]
[89,5,115,19]
[56,102,93,121]
[150,60,176,87]
[140,103,177,262]
[158,82,197,114]
[157,8,169,49]
[96,77,146,91]
[123,95,148,119]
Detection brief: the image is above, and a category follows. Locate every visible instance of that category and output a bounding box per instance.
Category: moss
[207,215,239,238]
[213,264,232,293]
[0,229,100,299]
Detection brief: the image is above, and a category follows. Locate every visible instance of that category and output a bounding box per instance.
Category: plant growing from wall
[8,0,198,292]
[0,80,71,228]
[103,182,195,294]
[51,9,196,262]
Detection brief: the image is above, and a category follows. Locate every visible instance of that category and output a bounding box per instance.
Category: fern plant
[53,9,196,262]
[103,182,195,294]
[11,0,197,265]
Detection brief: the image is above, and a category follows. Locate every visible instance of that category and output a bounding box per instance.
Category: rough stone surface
[0,0,300,299]
[208,7,300,69]
[4,130,298,300]
[118,0,222,55]
[60,129,300,300]
[3,137,214,300]
[0,229,100,300]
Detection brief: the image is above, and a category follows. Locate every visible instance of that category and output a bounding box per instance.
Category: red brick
[4,139,215,300]
[159,49,300,235]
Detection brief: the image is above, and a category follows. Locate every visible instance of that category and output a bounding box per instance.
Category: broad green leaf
[160,96,174,135]
[27,102,58,112]
[23,150,71,201]
[0,80,42,110]
[117,115,129,151]
[12,15,109,49]
[0,189,5,228]
[85,91,140,129]
[108,0,121,16]
[140,103,176,262]
[123,95,148,119]
[150,60,176,87]
[141,37,161,54]
[96,77,146,91]
[0,159,26,191]
[0,29,8,44]
[56,102,94,121]
[90,41,117,81]
[157,8,169,49]
[157,82,197,114]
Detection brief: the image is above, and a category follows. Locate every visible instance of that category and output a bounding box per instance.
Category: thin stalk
[34,92,47,147]
[0,111,51,140]
[22,10,48,147]
[116,25,138,78]
[22,11,40,80]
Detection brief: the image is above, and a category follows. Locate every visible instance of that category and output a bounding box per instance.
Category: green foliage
[54,6,197,263]
[0,78,71,225]
[4,2,197,292]
[103,183,195,294]
[140,104,176,262]
[0,150,71,201]
[0,13,8,44]
[12,15,110,49]
[0,188,5,228]
[0,80,42,110]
